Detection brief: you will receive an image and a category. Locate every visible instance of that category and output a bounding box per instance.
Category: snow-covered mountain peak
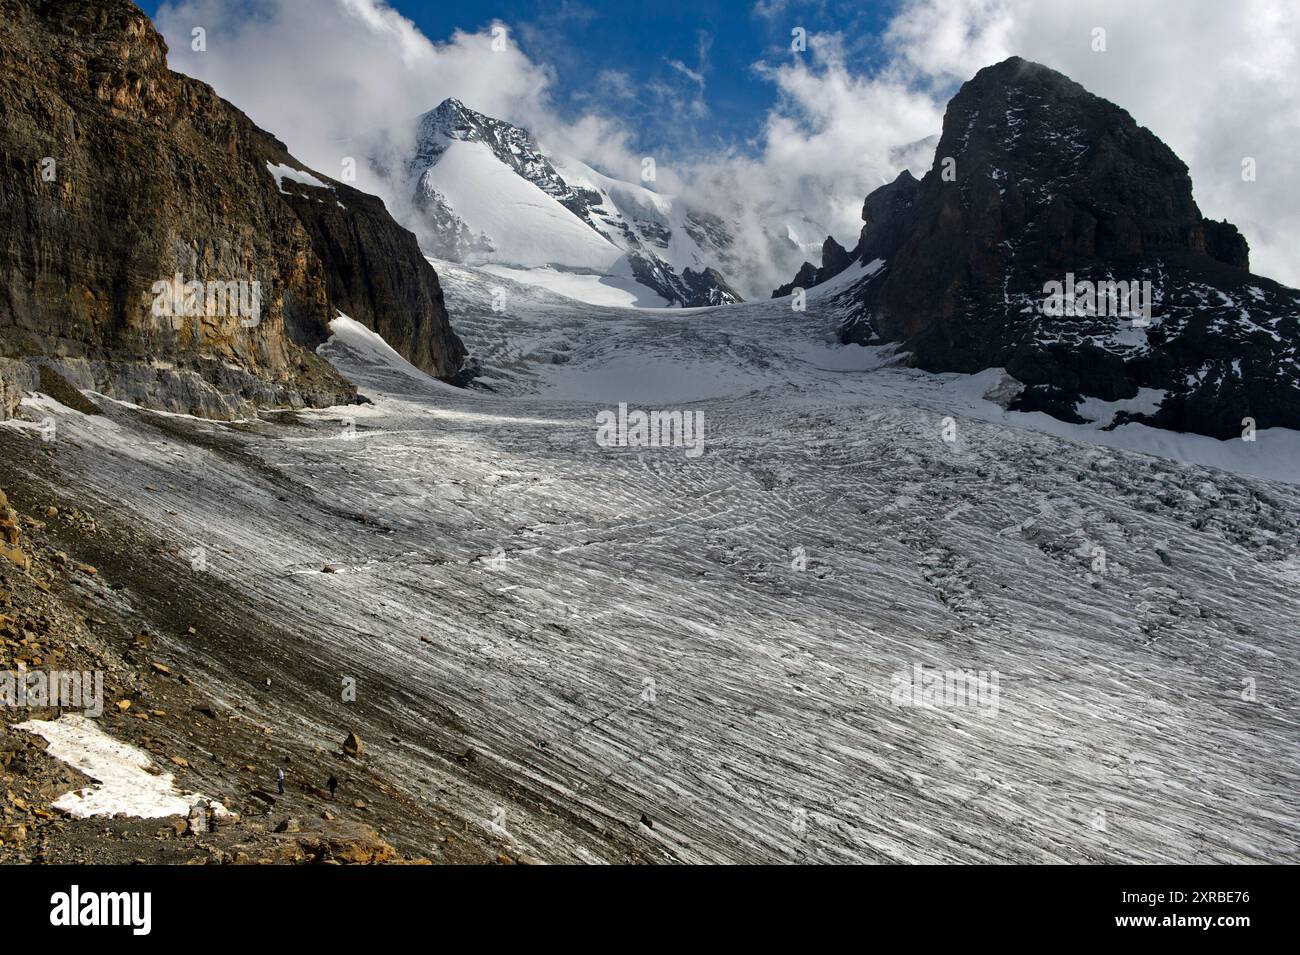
[368,100,744,309]
[409,98,579,206]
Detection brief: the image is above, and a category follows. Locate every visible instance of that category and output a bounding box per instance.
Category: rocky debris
[210,808,240,830]
[185,821,412,865]
[0,488,30,572]
[0,439,572,867]
[342,731,364,758]
[282,821,402,864]
[0,0,466,421]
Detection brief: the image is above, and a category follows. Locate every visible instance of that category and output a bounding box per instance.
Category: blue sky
[141,0,901,156]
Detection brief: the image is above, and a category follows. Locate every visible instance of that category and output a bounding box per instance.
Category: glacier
[4,265,1297,863]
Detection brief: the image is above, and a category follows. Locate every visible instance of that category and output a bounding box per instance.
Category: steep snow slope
[419,141,623,272]
[551,156,739,283]
[478,264,670,309]
[5,270,1297,863]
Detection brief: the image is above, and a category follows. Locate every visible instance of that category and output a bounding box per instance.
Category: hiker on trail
[276,767,285,795]
[327,775,338,800]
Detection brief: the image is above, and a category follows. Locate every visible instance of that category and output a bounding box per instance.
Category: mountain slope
[368,98,743,308]
[782,57,1300,439]
[0,0,467,420]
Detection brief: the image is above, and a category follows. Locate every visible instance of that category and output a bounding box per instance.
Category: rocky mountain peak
[418,97,515,147]
[433,95,469,114]
[827,56,1297,439]
[934,55,1230,269]
[410,97,571,195]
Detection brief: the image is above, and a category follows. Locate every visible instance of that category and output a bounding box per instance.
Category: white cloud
[156,0,559,172]
[594,69,637,101]
[674,33,944,294]
[664,31,713,121]
[752,0,793,22]
[668,59,705,88]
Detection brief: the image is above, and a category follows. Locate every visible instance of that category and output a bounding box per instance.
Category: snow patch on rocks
[266,162,332,195]
[18,715,229,819]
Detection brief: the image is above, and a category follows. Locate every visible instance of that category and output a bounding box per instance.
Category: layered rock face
[0,0,467,419]
[814,57,1299,439]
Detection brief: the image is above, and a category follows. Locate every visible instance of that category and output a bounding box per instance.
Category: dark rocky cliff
[0,0,467,419]
[823,57,1299,439]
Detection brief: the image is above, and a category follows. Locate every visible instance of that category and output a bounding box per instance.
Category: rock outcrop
[853,170,919,266]
[0,0,467,420]
[0,488,29,572]
[681,267,745,307]
[831,57,1300,438]
[772,236,855,298]
[772,263,819,300]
